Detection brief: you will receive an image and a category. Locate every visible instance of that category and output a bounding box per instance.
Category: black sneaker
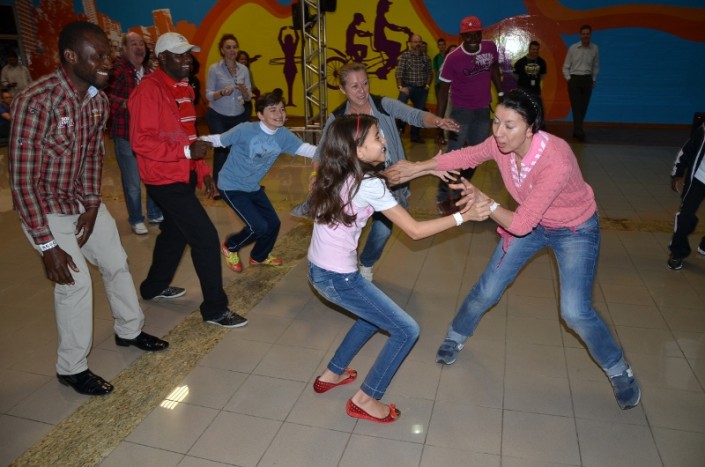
[154,286,186,299]
[206,310,248,328]
[667,256,683,270]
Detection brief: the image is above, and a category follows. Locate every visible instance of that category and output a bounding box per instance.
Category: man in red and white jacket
[129,32,247,328]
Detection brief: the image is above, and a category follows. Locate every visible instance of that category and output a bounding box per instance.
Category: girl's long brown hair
[309,114,384,226]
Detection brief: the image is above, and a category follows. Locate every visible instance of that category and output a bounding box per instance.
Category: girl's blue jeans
[309,263,420,399]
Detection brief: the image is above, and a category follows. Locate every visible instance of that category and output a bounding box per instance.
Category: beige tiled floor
[1,127,705,466]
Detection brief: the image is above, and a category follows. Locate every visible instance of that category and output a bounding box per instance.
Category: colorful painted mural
[4,0,704,124]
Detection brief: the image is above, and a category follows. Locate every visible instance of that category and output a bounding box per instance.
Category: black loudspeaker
[321,0,337,12]
[692,112,705,136]
[292,1,309,30]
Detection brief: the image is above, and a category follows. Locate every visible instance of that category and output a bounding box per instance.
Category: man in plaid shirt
[395,34,433,143]
[9,21,168,396]
[108,31,163,234]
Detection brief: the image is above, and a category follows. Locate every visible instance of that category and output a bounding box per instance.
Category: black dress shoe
[57,369,114,396]
[115,332,169,351]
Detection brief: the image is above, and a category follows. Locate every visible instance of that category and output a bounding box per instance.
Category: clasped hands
[189,140,218,199]
[447,176,492,221]
[384,160,492,221]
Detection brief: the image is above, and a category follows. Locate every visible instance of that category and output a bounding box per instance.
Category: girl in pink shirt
[307,114,489,423]
[387,89,640,410]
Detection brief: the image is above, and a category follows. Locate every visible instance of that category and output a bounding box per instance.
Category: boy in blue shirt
[202,89,316,272]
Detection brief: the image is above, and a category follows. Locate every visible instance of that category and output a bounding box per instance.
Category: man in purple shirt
[435,16,502,214]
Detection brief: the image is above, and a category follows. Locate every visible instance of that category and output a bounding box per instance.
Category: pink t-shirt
[308,176,398,273]
[436,132,597,236]
[439,41,498,110]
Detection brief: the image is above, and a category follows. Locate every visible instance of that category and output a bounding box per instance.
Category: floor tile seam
[422,440,501,457]
[276,418,359,437]
[212,401,303,425]
[559,320,587,466]
[117,439,187,457]
[0,412,54,428]
[636,398,670,465]
[612,298,694,365]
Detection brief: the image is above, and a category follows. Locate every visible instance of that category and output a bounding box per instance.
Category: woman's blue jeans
[309,263,420,399]
[359,212,393,268]
[358,195,408,268]
[446,213,627,376]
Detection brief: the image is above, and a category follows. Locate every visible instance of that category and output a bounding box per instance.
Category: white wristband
[39,240,57,251]
[489,201,500,213]
[452,212,463,226]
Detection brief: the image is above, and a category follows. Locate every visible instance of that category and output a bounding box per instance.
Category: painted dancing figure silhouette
[278,26,300,107]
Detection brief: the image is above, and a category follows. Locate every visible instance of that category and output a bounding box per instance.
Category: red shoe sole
[313,368,357,393]
[346,398,400,424]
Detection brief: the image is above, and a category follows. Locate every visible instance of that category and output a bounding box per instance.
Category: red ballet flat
[346,398,400,424]
[312,368,357,393]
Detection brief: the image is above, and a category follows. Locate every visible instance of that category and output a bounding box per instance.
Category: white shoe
[359,265,373,281]
[131,222,148,235]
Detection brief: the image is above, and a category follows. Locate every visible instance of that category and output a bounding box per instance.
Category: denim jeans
[114,137,161,224]
[446,213,628,376]
[221,187,280,262]
[359,212,393,267]
[437,107,491,201]
[358,191,408,267]
[309,263,420,399]
[397,85,428,140]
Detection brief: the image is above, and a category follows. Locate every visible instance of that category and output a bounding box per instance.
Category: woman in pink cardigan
[387,89,640,410]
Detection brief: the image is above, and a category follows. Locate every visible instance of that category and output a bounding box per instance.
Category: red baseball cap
[460,16,483,34]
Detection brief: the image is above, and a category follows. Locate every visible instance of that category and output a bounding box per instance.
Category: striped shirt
[172,79,197,142]
[9,66,108,244]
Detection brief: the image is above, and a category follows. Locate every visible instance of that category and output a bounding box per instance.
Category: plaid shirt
[395,50,432,87]
[9,66,108,244]
[108,56,149,139]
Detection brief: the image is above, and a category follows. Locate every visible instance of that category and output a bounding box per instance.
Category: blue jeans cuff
[446,326,468,346]
[603,357,628,377]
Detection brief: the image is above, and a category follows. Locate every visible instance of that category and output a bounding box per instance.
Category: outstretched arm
[382,196,490,241]
[384,157,441,185]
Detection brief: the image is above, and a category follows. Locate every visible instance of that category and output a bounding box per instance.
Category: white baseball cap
[154,32,201,55]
